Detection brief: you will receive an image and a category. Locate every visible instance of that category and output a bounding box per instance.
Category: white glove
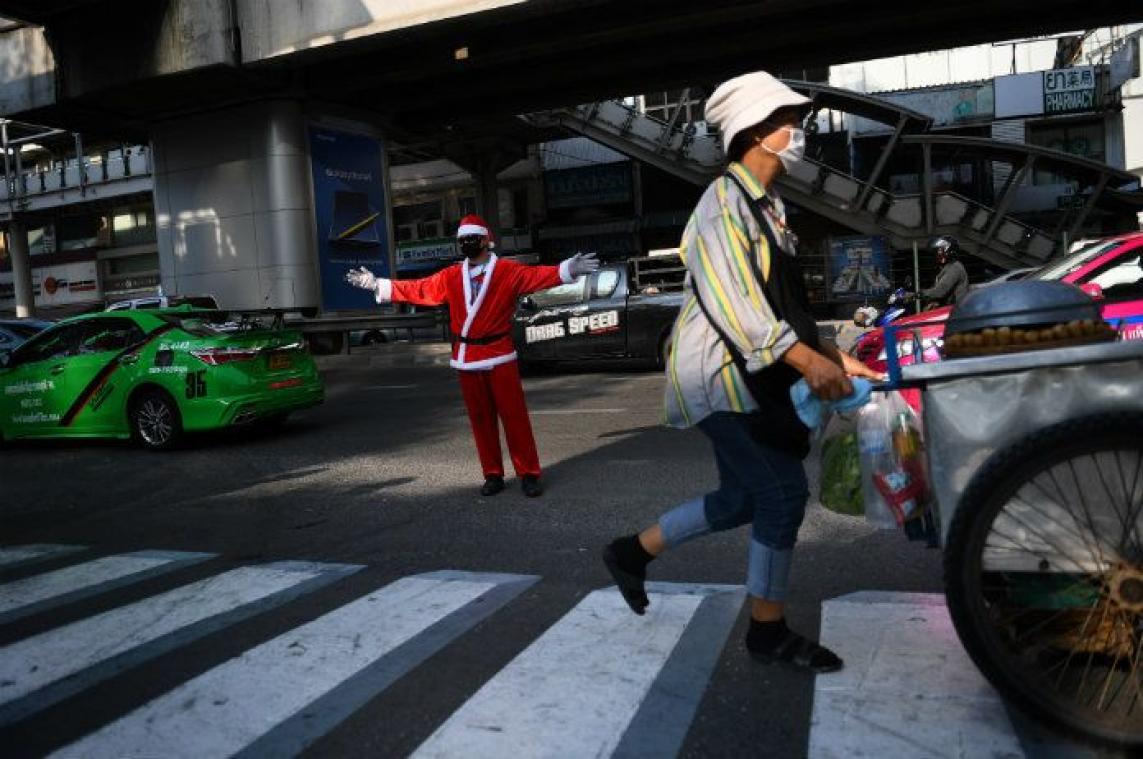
[345,266,377,290]
[345,266,392,302]
[565,252,600,278]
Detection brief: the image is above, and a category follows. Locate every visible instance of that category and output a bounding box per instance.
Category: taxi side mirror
[519,296,537,311]
[0,350,11,369]
[1080,282,1105,300]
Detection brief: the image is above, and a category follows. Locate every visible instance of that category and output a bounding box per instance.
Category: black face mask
[458,236,486,259]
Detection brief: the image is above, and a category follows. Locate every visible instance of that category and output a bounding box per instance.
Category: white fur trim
[458,254,497,367]
[451,352,518,371]
[457,223,489,238]
[558,258,576,284]
[373,278,392,303]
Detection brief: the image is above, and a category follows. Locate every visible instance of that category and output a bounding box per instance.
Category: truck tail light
[190,348,260,366]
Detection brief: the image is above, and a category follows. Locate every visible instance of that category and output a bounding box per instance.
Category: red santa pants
[457,360,541,478]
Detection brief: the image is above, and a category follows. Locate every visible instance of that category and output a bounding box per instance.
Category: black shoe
[745,619,844,674]
[602,541,650,615]
[481,475,506,496]
[521,475,543,498]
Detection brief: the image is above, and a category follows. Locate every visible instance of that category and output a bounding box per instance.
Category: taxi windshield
[1034,239,1125,281]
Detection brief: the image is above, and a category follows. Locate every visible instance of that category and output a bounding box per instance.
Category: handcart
[881,314,1143,750]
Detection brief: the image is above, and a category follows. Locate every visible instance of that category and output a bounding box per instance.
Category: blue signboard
[827,235,892,302]
[309,127,390,311]
[544,162,632,209]
[396,238,458,274]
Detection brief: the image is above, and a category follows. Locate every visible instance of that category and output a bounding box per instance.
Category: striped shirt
[663,162,800,429]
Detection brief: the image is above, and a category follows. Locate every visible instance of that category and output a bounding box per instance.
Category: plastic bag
[857,391,938,543]
[820,432,863,516]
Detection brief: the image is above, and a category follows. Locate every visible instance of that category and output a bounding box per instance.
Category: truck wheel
[129,389,183,451]
[307,333,344,355]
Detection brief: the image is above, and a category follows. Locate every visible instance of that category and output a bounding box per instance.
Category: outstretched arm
[512,253,601,296]
[346,266,451,306]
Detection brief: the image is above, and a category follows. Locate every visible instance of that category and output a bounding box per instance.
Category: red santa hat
[456,214,494,247]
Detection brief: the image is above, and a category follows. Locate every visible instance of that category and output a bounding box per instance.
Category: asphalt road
[0,356,948,757]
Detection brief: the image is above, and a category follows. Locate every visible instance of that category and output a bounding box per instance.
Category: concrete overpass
[2,0,1140,138]
[1,1,1141,316]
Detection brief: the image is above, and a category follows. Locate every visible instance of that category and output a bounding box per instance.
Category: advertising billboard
[308,127,391,311]
[827,235,892,302]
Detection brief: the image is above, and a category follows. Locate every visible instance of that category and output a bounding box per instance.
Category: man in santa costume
[346,214,599,497]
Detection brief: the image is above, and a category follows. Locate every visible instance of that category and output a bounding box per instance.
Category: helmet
[927,235,959,264]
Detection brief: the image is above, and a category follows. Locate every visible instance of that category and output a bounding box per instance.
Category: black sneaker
[481,475,506,496]
[521,475,543,498]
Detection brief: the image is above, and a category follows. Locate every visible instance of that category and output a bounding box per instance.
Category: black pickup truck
[513,259,685,368]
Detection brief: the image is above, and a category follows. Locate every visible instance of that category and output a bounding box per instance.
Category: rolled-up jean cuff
[747,540,793,601]
[659,497,710,548]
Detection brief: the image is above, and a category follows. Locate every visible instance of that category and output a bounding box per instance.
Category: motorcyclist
[918,235,969,309]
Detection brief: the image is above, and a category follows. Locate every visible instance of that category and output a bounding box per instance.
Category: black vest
[691,171,820,458]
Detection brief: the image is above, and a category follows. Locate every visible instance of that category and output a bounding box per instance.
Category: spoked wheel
[945,413,1143,749]
[130,390,183,451]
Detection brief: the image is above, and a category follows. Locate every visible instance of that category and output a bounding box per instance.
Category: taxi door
[0,323,85,437]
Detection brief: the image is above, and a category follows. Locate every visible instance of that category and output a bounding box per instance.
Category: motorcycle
[853,281,913,328]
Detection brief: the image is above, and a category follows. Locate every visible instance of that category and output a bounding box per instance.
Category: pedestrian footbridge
[526,83,1143,269]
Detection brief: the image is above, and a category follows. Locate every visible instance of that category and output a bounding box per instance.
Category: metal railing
[1,146,152,204]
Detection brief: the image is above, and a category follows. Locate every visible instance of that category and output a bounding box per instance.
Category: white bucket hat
[705,71,811,150]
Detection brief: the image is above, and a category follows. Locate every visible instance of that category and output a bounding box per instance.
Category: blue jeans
[658,412,810,601]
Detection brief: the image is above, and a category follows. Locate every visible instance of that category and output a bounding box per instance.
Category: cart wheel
[945,413,1143,749]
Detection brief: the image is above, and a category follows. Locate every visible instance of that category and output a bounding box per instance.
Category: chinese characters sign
[1043,66,1096,115]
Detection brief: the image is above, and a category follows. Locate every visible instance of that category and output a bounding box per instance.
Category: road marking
[0,561,361,726]
[0,544,86,569]
[52,571,537,759]
[530,408,628,415]
[0,550,215,625]
[412,582,743,759]
[809,592,1022,759]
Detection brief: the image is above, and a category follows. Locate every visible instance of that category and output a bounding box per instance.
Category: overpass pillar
[445,144,525,240]
[475,153,503,238]
[151,101,321,310]
[7,219,35,318]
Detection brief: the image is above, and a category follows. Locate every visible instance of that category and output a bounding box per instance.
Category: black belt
[454,331,510,346]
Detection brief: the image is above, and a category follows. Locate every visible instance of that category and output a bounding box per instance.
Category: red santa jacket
[382,254,574,370]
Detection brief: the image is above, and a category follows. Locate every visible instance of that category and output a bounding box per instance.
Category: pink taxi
[854,230,1143,373]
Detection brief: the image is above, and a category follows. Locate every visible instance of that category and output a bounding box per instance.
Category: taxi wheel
[129,389,183,452]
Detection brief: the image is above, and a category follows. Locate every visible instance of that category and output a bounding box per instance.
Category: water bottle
[857,397,898,528]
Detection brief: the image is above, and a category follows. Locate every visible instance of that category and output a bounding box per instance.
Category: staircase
[525,101,1059,269]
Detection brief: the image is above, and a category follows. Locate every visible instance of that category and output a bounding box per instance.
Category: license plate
[268,353,292,370]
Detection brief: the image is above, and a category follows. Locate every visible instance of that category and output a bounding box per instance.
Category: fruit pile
[944,319,1117,357]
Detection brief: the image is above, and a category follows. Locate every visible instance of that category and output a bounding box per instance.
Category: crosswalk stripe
[412,582,744,759]
[51,570,538,759]
[0,561,361,727]
[0,550,215,625]
[808,591,1023,758]
[0,544,86,570]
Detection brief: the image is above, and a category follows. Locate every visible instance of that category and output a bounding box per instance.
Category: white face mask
[761,125,805,172]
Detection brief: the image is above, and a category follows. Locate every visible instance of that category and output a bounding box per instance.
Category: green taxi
[0,308,323,450]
